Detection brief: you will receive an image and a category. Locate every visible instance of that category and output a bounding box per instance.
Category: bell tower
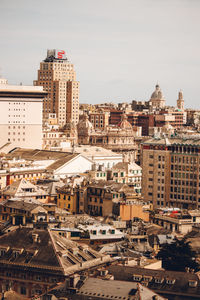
[177,90,184,110]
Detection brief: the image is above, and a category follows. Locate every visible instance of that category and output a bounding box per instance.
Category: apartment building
[34,49,79,126]
[89,110,110,130]
[111,161,142,193]
[57,184,78,214]
[141,136,200,209]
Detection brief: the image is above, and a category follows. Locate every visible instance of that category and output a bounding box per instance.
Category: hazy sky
[0,0,200,108]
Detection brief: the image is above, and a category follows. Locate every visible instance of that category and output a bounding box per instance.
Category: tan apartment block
[141,137,200,209]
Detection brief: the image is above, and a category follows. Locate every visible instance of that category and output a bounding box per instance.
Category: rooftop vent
[32,233,39,243]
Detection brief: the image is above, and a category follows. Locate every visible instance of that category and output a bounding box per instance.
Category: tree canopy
[156,238,199,272]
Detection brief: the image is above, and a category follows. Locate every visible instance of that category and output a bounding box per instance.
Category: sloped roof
[1,199,39,212]
[2,179,47,197]
[46,153,80,171]
[77,278,165,300]
[7,148,73,161]
[112,161,142,172]
[0,227,112,276]
[108,265,200,297]
[88,180,133,193]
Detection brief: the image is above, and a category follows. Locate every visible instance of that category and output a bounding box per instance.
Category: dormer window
[12,248,23,258]
[0,247,9,256]
[189,280,197,287]
[143,276,152,282]
[14,251,19,258]
[166,279,175,285]
[133,274,142,281]
[154,278,164,283]
[0,250,5,256]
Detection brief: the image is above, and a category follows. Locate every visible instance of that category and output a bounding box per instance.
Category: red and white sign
[47,49,66,59]
[55,50,66,59]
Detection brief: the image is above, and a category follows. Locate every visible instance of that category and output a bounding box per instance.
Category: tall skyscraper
[34,49,79,126]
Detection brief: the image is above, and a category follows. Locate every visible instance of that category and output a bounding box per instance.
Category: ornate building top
[150,84,165,100]
[117,113,133,130]
[149,84,166,108]
[177,90,184,110]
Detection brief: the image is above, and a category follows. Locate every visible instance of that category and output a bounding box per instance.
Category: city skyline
[1,0,200,108]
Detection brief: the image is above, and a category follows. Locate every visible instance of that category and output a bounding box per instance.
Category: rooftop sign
[47,49,66,60]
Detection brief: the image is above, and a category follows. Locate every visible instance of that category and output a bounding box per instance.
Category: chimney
[32,233,39,243]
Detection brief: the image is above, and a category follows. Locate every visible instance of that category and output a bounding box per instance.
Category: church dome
[77,114,94,134]
[150,84,165,100]
[117,113,133,130]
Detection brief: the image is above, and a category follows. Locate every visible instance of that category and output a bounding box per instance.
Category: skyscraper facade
[34,49,79,127]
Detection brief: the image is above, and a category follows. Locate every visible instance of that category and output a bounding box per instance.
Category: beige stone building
[43,121,78,150]
[141,136,200,209]
[34,49,79,126]
[89,110,110,130]
[77,113,138,162]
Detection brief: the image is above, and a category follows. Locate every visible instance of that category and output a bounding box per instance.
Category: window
[35,275,41,281]
[154,278,164,283]
[20,286,26,295]
[133,275,142,281]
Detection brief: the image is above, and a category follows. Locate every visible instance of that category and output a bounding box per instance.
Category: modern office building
[34,49,79,126]
[141,136,200,209]
[0,79,46,151]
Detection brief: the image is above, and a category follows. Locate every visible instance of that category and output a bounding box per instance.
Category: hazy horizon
[1,0,200,109]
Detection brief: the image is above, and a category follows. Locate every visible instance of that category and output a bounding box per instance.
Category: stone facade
[77,113,138,162]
